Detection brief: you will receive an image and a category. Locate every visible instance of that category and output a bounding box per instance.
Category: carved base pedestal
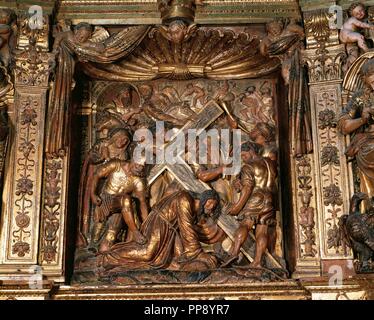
[1,277,373,300]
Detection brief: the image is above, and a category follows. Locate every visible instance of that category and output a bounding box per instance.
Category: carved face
[364,73,374,91]
[249,130,265,145]
[113,132,130,149]
[267,21,283,37]
[203,198,218,215]
[119,88,132,106]
[352,5,366,20]
[246,86,256,95]
[0,9,12,25]
[168,22,186,43]
[241,149,255,163]
[131,157,146,176]
[74,28,92,43]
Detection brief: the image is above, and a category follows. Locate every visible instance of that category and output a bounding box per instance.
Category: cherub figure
[53,21,105,54]
[157,19,197,44]
[340,2,374,53]
[259,20,284,57]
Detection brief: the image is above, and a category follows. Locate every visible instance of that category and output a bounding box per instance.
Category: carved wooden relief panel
[71,75,288,285]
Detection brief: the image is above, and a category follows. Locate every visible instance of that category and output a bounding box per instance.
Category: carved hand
[361,108,371,124]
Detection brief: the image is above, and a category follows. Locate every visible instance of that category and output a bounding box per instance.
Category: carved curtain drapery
[46,26,150,157]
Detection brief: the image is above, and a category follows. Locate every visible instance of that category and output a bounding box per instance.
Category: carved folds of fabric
[81,27,280,81]
[47,26,150,157]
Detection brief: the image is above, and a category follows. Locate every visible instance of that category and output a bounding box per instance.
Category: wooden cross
[146,100,282,269]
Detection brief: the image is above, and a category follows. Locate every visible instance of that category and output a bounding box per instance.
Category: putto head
[266,19,283,37]
[74,22,93,43]
[114,84,134,107]
[348,2,366,19]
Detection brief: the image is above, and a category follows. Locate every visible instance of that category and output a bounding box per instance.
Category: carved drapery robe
[338,89,374,209]
[98,190,218,271]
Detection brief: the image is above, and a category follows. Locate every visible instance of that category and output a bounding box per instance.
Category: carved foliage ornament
[315,90,346,255]
[318,109,337,130]
[321,144,339,167]
[13,39,54,87]
[158,0,198,24]
[41,160,62,263]
[303,9,331,45]
[11,96,39,258]
[296,155,317,258]
[303,10,345,83]
[303,48,346,83]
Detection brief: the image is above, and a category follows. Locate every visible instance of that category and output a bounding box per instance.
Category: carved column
[301,8,354,276]
[0,15,54,277]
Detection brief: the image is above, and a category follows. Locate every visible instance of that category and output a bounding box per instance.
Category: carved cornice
[299,0,336,12]
[196,1,301,24]
[56,0,301,24]
[0,0,57,15]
